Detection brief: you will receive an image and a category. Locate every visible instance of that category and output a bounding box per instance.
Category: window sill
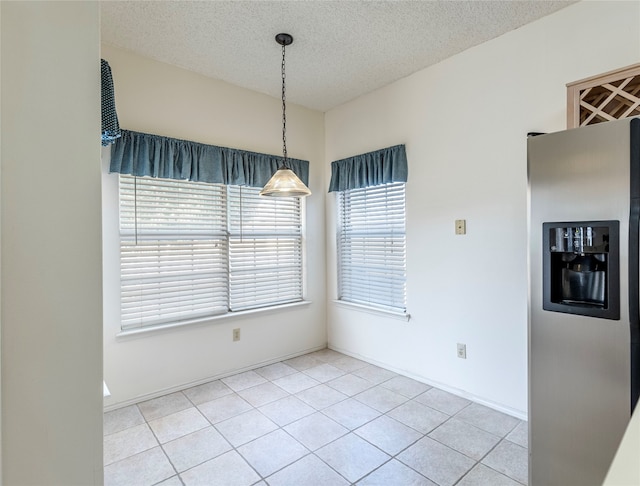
[332,300,410,322]
[116,300,313,339]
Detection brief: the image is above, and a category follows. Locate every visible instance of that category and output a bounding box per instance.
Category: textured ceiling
[101,0,576,112]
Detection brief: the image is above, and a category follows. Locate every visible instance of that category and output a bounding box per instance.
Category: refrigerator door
[528,118,633,486]
[629,197,640,414]
[629,118,640,412]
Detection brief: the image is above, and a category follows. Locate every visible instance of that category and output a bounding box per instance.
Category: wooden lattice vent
[567,63,640,129]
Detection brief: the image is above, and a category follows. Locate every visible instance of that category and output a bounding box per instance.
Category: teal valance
[110,130,309,187]
[328,144,407,192]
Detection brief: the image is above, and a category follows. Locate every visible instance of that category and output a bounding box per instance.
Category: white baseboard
[105,343,527,421]
[103,344,327,412]
[327,344,528,421]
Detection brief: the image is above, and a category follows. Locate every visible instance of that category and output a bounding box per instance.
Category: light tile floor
[104,349,528,486]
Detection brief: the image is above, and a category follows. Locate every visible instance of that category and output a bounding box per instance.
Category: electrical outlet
[233,328,241,342]
[455,219,466,235]
[457,343,467,359]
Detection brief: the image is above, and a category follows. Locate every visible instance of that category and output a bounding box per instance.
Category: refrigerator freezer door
[528,118,633,486]
[629,117,640,412]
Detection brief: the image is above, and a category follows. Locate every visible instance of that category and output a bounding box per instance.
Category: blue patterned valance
[110,130,309,187]
[101,59,121,146]
[328,144,408,192]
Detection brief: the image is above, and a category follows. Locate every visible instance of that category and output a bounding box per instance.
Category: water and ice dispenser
[543,221,620,320]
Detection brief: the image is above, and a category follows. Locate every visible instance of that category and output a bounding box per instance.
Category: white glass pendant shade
[260,167,311,197]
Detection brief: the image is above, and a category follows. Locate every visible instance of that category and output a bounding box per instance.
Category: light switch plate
[455,219,466,235]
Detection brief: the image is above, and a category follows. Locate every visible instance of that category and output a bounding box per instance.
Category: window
[119,175,303,330]
[337,182,406,313]
[227,186,303,311]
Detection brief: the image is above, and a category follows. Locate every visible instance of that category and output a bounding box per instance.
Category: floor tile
[415,388,471,416]
[237,381,288,408]
[104,446,175,486]
[266,453,350,486]
[295,384,348,410]
[180,450,260,486]
[352,365,398,384]
[388,400,449,434]
[138,392,192,421]
[284,412,348,450]
[303,363,346,383]
[428,418,501,460]
[357,459,436,486]
[258,395,316,426]
[254,361,297,381]
[103,405,145,436]
[183,380,233,405]
[506,420,528,448]
[215,409,278,447]
[283,354,325,371]
[104,350,529,486]
[197,393,253,424]
[316,433,390,483]
[398,436,475,486]
[457,463,523,486]
[455,403,520,437]
[237,429,308,477]
[381,375,431,398]
[148,407,209,444]
[354,385,408,413]
[273,372,320,394]
[322,398,381,430]
[355,415,422,455]
[332,355,369,372]
[481,440,528,484]
[308,348,345,363]
[327,373,373,396]
[155,476,183,486]
[104,423,158,466]
[162,426,232,472]
[221,370,267,392]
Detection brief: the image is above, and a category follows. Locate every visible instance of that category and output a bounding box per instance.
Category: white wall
[325,0,640,417]
[101,45,326,408]
[1,2,103,484]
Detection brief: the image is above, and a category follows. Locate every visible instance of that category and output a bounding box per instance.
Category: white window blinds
[228,186,303,311]
[119,176,228,329]
[118,175,304,331]
[337,182,406,313]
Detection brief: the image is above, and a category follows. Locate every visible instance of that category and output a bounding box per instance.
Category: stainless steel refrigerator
[528,116,640,486]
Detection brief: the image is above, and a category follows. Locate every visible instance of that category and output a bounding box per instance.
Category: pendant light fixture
[260,33,311,197]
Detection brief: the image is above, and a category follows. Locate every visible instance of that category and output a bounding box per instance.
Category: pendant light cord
[281,42,288,168]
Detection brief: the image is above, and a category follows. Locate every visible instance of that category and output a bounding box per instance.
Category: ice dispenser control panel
[542,221,620,320]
